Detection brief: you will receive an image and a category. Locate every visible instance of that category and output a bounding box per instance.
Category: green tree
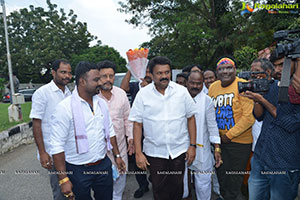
[71,44,127,72]
[0,0,96,83]
[119,0,299,70]
[234,46,257,71]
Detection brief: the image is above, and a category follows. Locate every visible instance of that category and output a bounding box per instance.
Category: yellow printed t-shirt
[208,77,255,144]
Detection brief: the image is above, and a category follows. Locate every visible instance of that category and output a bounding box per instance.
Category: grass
[0,102,32,132]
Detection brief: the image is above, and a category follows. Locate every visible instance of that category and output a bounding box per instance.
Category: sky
[4,0,151,60]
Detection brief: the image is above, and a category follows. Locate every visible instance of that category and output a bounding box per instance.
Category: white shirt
[29,80,71,159]
[129,81,197,159]
[189,91,220,171]
[50,95,116,165]
[202,85,208,94]
[251,120,262,151]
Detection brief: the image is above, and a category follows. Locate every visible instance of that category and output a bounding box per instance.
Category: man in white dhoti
[186,71,222,200]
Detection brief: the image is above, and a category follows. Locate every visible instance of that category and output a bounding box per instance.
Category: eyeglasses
[100,74,115,79]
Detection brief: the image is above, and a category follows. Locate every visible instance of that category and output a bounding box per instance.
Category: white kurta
[187,91,221,200]
[189,91,220,171]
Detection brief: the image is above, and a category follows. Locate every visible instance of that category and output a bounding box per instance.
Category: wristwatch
[114,154,121,158]
[190,144,197,148]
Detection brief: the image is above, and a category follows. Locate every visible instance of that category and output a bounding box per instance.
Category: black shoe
[134,186,149,198]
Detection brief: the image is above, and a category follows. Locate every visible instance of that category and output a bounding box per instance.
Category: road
[0,143,153,200]
[0,143,299,200]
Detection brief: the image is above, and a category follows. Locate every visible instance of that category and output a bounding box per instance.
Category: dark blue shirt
[254,80,300,170]
[129,82,140,106]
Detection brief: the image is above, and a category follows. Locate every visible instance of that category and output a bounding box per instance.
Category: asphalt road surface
[0,143,153,200]
[0,143,299,200]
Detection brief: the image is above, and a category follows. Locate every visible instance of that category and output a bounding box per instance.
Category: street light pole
[1,0,15,96]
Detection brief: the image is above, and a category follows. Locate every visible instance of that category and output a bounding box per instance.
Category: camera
[273,29,300,59]
[238,71,271,94]
[273,29,300,102]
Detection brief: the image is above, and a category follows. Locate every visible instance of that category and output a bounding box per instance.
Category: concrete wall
[0,122,33,155]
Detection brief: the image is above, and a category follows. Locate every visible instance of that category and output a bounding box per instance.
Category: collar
[193,90,205,103]
[74,87,99,104]
[151,81,175,95]
[99,86,115,101]
[49,80,70,94]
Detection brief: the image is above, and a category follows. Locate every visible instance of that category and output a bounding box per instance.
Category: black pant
[147,153,186,200]
[134,153,149,189]
[134,134,149,189]
[216,142,252,200]
[65,156,113,200]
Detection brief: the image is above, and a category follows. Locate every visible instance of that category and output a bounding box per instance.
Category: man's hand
[185,146,196,165]
[214,152,222,168]
[39,151,52,170]
[115,157,126,173]
[241,91,263,103]
[127,139,135,156]
[60,181,75,200]
[292,73,300,94]
[136,152,150,170]
[140,78,149,87]
[221,134,231,143]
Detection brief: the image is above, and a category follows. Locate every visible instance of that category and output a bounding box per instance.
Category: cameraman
[242,58,274,151]
[244,58,300,200]
[270,51,285,81]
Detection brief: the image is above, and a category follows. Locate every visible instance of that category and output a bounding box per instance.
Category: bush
[0,78,6,100]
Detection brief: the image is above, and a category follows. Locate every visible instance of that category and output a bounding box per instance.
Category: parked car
[114,72,138,104]
[2,93,11,103]
[18,88,36,101]
[1,88,36,103]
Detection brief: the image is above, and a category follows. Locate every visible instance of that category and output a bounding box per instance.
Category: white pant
[212,169,220,195]
[182,165,189,198]
[113,174,126,200]
[194,172,211,200]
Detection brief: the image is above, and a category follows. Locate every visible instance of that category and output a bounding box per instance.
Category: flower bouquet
[126,48,149,81]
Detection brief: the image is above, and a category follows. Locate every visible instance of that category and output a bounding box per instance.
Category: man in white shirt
[30,59,72,200]
[50,61,125,200]
[203,69,217,94]
[98,60,134,200]
[129,56,197,200]
[186,71,222,200]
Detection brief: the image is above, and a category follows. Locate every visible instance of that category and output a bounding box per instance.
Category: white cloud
[57,0,151,59]
[5,0,151,60]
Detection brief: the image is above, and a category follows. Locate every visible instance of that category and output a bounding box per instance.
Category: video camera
[273,29,300,102]
[273,29,300,59]
[238,71,272,94]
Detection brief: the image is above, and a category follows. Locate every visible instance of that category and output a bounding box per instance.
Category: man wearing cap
[208,56,255,200]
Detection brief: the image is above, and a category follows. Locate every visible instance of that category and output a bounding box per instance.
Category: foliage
[234,46,258,71]
[0,102,31,132]
[0,0,97,83]
[119,0,300,70]
[0,78,5,99]
[71,45,127,72]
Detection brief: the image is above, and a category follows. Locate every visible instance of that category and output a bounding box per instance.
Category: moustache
[160,78,169,82]
[104,82,112,85]
[63,78,70,81]
[191,88,199,92]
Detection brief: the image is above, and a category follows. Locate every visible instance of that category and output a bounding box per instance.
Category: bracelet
[59,177,70,186]
[190,144,197,148]
[215,147,222,153]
